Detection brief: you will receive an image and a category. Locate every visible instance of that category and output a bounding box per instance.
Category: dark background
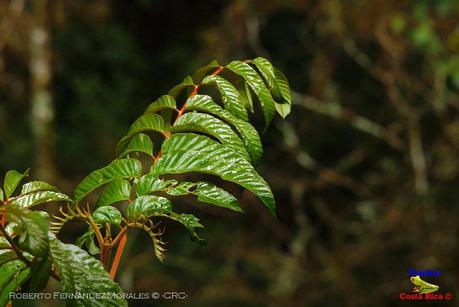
[1,0,459,306]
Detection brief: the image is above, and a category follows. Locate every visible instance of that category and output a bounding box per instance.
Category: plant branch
[292,91,403,150]
[109,226,128,248]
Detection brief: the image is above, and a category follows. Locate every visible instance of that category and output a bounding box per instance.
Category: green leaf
[226,61,276,127]
[145,95,177,114]
[275,102,291,118]
[10,191,71,208]
[92,206,122,226]
[186,95,263,163]
[0,250,17,266]
[127,195,172,222]
[48,233,127,307]
[0,260,30,306]
[168,181,242,212]
[136,174,177,196]
[0,237,10,250]
[153,133,276,215]
[116,113,165,156]
[20,181,59,195]
[202,75,248,120]
[168,76,195,98]
[166,213,205,245]
[5,206,49,258]
[150,211,205,245]
[250,58,291,118]
[96,179,131,207]
[119,133,154,158]
[76,229,100,256]
[251,57,276,89]
[74,158,142,202]
[171,112,251,161]
[167,182,196,195]
[178,213,204,229]
[28,258,52,291]
[230,77,254,112]
[3,169,29,199]
[191,60,220,84]
[0,189,3,202]
[273,68,292,105]
[272,68,292,118]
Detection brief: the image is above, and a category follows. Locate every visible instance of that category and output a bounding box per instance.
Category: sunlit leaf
[171,112,250,161]
[145,95,177,114]
[136,174,177,196]
[153,133,276,215]
[10,191,71,208]
[168,181,242,212]
[202,74,248,120]
[3,169,29,199]
[116,113,165,156]
[20,181,59,195]
[119,133,154,158]
[185,95,263,163]
[226,60,276,127]
[127,195,172,222]
[74,158,142,202]
[92,206,122,226]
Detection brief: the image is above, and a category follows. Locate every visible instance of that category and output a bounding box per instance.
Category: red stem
[109,233,127,279]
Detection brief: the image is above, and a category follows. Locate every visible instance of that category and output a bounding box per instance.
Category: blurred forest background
[1,0,459,306]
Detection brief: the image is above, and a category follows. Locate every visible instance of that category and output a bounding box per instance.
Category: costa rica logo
[399,271,452,301]
[410,275,439,294]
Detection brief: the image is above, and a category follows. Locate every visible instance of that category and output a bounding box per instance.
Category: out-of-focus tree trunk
[30,0,56,181]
